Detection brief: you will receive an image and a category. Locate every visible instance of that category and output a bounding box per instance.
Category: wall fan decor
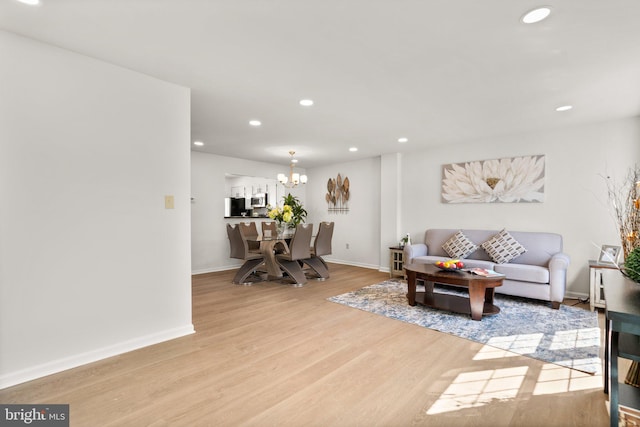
[441,154,545,203]
[326,173,350,213]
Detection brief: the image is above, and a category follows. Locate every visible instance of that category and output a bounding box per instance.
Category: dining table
[247,231,294,278]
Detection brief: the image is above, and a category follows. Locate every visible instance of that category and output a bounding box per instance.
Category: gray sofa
[403,228,570,309]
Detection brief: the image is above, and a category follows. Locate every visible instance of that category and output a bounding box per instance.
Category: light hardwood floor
[1,264,610,426]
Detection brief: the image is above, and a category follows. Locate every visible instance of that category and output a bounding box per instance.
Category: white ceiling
[2,0,640,168]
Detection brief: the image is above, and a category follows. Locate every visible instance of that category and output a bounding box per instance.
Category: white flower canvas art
[441,155,545,203]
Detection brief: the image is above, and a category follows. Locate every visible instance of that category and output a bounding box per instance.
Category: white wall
[0,31,193,388]
[399,117,640,297]
[305,157,382,269]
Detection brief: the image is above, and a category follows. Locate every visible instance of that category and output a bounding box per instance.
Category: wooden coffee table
[404,263,504,321]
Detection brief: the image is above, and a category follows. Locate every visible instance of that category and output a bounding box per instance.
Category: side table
[589,260,619,311]
[389,246,405,278]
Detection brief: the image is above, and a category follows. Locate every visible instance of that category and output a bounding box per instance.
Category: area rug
[328,280,601,374]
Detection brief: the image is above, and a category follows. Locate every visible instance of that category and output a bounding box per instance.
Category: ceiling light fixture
[249,120,261,126]
[398,137,408,143]
[193,141,204,146]
[16,0,40,5]
[555,105,573,112]
[521,7,551,24]
[349,147,358,152]
[299,99,314,106]
[277,151,308,188]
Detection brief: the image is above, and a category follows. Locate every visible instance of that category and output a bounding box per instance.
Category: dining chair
[304,221,334,280]
[275,223,313,286]
[239,222,260,252]
[226,223,264,284]
[261,221,277,238]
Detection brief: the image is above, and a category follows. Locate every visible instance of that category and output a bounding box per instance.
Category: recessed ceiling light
[556,105,573,112]
[193,141,204,146]
[16,0,40,5]
[249,120,261,126]
[349,147,358,152]
[521,7,551,24]
[398,137,408,143]
[299,99,314,107]
[291,159,298,163]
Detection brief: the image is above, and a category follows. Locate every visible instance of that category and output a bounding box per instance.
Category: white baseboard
[0,324,195,389]
[564,290,589,300]
[322,258,380,270]
[192,265,236,275]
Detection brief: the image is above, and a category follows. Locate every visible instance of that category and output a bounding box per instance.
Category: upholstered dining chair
[275,223,313,286]
[239,222,260,253]
[304,221,334,280]
[261,221,277,238]
[226,223,264,284]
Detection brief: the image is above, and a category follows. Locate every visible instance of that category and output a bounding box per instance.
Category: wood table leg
[260,240,282,278]
[485,287,495,304]
[424,279,434,295]
[406,270,416,306]
[610,329,619,427]
[468,283,486,321]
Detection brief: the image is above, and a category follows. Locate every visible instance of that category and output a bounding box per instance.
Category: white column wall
[379,153,403,272]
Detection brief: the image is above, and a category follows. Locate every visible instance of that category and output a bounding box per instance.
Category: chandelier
[277,151,308,188]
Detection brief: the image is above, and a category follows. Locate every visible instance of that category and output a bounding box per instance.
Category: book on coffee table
[468,268,505,277]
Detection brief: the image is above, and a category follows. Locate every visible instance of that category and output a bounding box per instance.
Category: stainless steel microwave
[251,194,266,207]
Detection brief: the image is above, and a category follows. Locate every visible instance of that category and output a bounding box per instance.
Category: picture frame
[598,245,621,265]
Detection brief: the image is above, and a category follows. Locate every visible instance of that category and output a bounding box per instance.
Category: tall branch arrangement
[606,165,640,259]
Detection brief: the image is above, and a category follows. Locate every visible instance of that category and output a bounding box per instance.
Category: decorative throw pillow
[442,231,478,259]
[481,229,527,264]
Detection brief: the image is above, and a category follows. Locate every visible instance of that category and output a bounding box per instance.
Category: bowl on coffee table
[435,260,464,271]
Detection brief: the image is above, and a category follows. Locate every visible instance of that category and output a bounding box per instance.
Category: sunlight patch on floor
[532,363,602,395]
[473,334,543,359]
[548,328,601,350]
[426,367,528,415]
[473,345,521,360]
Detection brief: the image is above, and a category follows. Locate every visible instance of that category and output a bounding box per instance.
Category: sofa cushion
[442,230,478,259]
[459,259,496,270]
[481,229,527,264]
[494,263,549,284]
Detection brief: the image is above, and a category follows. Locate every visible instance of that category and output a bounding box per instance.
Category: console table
[590,260,619,311]
[604,269,640,427]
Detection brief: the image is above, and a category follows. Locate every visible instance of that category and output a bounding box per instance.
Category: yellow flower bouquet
[268,204,293,225]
